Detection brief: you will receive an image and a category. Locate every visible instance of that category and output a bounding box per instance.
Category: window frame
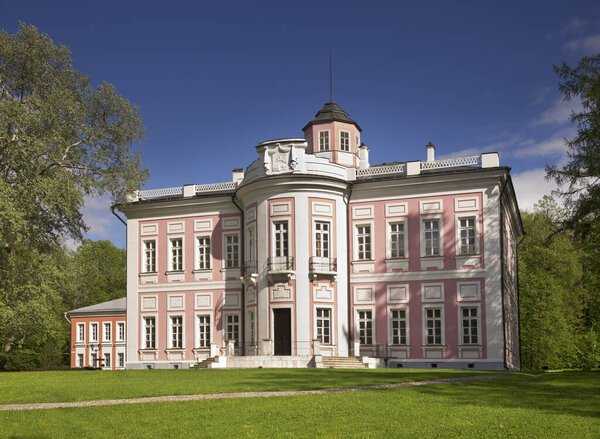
[103,352,111,369]
[76,323,85,343]
[455,214,480,256]
[77,353,84,368]
[116,322,126,342]
[313,220,331,259]
[388,307,410,346]
[168,314,184,349]
[89,322,99,343]
[355,308,375,346]
[195,313,212,349]
[318,129,330,151]
[224,313,241,347]
[386,219,408,259]
[103,322,112,343]
[354,223,374,261]
[339,129,350,152]
[142,238,157,273]
[223,233,240,268]
[458,304,481,346]
[315,306,333,345]
[141,315,157,350]
[272,220,290,259]
[422,306,445,346]
[420,215,444,257]
[168,236,184,272]
[246,225,256,264]
[195,235,212,270]
[117,352,125,368]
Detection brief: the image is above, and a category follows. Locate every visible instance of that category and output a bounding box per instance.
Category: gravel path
[0,374,506,412]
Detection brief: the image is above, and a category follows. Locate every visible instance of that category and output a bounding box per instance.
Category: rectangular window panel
[426,308,442,345]
[340,131,350,151]
[390,222,405,258]
[391,309,407,345]
[319,131,329,151]
[225,234,240,268]
[77,353,84,367]
[90,323,98,342]
[103,322,111,342]
[144,240,156,272]
[314,221,330,258]
[462,308,479,344]
[247,228,254,263]
[104,353,111,368]
[197,315,211,348]
[357,225,372,260]
[117,322,125,342]
[316,308,331,344]
[144,317,156,349]
[424,220,440,256]
[358,310,373,345]
[197,236,211,269]
[171,316,183,349]
[117,352,124,368]
[91,353,97,367]
[170,238,183,271]
[77,324,85,342]
[459,218,477,254]
[225,315,240,347]
[248,311,255,345]
[274,222,289,258]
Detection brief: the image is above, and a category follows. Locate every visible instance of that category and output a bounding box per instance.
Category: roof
[67,297,126,317]
[302,102,362,132]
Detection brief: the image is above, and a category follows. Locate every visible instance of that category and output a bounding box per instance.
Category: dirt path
[0,374,506,411]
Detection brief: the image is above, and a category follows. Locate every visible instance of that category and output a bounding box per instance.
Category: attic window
[340,131,350,151]
[319,130,330,151]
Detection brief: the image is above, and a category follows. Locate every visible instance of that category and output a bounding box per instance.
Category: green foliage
[547,55,600,239]
[0,349,41,371]
[519,196,600,369]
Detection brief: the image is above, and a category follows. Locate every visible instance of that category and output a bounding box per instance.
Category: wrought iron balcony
[309,257,337,273]
[267,257,294,272]
[243,262,258,277]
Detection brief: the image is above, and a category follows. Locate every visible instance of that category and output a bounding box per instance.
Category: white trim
[387,305,410,347]
[354,307,376,346]
[339,129,350,152]
[457,281,481,301]
[351,205,374,220]
[455,213,480,256]
[166,221,185,234]
[102,352,111,370]
[223,290,242,308]
[419,199,443,214]
[89,322,99,343]
[269,202,292,217]
[116,321,126,342]
[223,311,242,348]
[167,313,185,349]
[353,221,374,261]
[246,206,257,223]
[385,202,408,217]
[76,323,86,343]
[422,305,445,346]
[167,294,185,311]
[194,292,213,309]
[194,234,212,272]
[458,303,482,347]
[102,321,112,343]
[269,305,295,354]
[167,235,185,273]
[386,218,408,260]
[318,129,330,151]
[386,284,410,303]
[313,304,335,346]
[454,196,479,212]
[246,224,256,266]
[222,216,241,230]
[311,202,333,217]
[194,311,213,349]
[350,269,486,282]
[194,218,213,232]
[141,238,158,275]
[222,232,241,268]
[421,283,445,302]
[140,295,158,312]
[270,217,292,267]
[140,223,158,236]
[140,314,158,350]
[313,283,335,303]
[353,285,375,304]
[270,283,294,302]
[420,214,443,258]
[138,280,243,292]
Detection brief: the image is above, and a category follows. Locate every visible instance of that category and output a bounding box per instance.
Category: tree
[547,55,600,239]
[0,23,148,249]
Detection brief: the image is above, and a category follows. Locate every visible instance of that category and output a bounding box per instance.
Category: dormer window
[319,130,330,151]
[340,131,350,151]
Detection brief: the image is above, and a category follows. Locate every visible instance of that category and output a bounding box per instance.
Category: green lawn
[0,368,490,404]
[0,371,598,438]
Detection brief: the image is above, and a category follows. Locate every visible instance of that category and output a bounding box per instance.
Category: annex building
[67,102,522,370]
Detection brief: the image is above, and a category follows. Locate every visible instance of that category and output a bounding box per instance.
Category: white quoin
[426,142,436,162]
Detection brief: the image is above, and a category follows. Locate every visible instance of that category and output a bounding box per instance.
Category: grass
[0,371,598,438]
[0,368,491,404]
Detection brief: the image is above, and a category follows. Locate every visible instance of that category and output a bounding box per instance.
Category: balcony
[242,262,258,286]
[309,257,337,281]
[267,257,295,282]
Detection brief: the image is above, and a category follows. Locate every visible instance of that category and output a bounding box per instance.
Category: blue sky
[1,1,599,247]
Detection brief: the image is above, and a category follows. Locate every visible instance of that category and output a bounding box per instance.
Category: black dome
[302,102,362,132]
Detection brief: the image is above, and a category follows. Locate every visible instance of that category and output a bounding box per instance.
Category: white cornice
[137,280,243,292]
[350,269,486,283]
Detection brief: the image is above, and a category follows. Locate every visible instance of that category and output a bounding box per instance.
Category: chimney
[426,142,436,162]
[232,168,245,184]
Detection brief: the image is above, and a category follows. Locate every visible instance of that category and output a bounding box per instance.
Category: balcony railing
[420,155,481,170]
[243,262,258,276]
[267,257,294,272]
[309,257,337,273]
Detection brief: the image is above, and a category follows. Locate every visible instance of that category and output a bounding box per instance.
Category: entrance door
[273,308,292,355]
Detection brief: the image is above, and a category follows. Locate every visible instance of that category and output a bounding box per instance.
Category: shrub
[0,349,42,371]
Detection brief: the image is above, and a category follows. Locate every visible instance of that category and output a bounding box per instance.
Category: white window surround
[420,215,443,257]
[224,312,241,347]
[387,306,410,346]
[246,225,256,264]
[117,352,125,368]
[76,323,85,343]
[222,232,241,269]
[353,222,374,261]
[422,306,445,346]
[194,235,212,271]
[386,219,408,260]
[140,223,158,236]
[89,322,99,343]
[141,238,158,274]
[421,283,445,302]
[339,129,350,151]
[455,214,480,255]
[458,303,482,346]
[312,219,331,259]
[168,314,185,350]
[140,295,158,312]
[457,281,481,302]
[318,129,330,151]
[167,294,185,311]
[386,284,410,303]
[103,322,112,343]
[313,304,335,346]
[103,352,111,370]
[454,196,479,212]
[116,322,126,342]
[167,236,184,272]
[77,353,84,368]
[140,314,158,350]
[247,309,256,346]
[419,199,443,214]
[194,292,213,310]
[271,218,291,258]
[90,352,98,368]
[194,312,213,349]
[166,221,185,234]
[354,307,376,346]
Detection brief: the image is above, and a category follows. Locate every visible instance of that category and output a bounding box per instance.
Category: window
[423,219,441,256]
[358,310,373,345]
[246,227,254,263]
[77,353,84,367]
[170,238,183,271]
[144,317,156,349]
[389,222,406,258]
[340,130,350,151]
[459,217,477,254]
[319,130,330,151]
[461,307,478,344]
[390,309,408,345]
[104,353,111,368]
[196,236,211,270]
[248,311,255,345]
[425,308,443,345]
[316,308,331,344]
[225,234,240,268]
[117,322,125,342]
[273,221,289,258]
[197,315,211,348]
[144,240,156,272]
[103,322,111,342]
[77,323,85,342]
[225,314,240,347]
[314,221,330,258]
[117,352,124,368]
[91,353,97,367]
[356,225,372,260]
[171,316,183,349]
[90,323,98,342]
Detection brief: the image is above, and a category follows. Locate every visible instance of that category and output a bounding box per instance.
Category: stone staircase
[190,357,216,369]
[321,356,367,369]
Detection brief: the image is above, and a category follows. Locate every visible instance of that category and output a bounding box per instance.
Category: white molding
[385,202,408,217]
[89,321,99,343]
[387,305,410,347]
[421,283,445,302]
[222,216,241,230]
[246,206,256,223]
[246,286,256,306]
[312,201,333,217]
[194,292,213,309]
[194,233,212,273]
[350,269,486,282]
[420,214,443,258]
[140,295,158,312]
[140,313,158,351]
[457,281,481,301]
[317,129,330,151]
[386,218,408,260]
[116,321,126,342]
[352,260,375,274]
[420,256,444,270]
[457,303,482,349]
[270,201,292,216]
[419,199,443,214]
[194,218,213,232]
[137,280,243,292]
[339,129,350,152]
[313,283,335,303]
[270,283,294,302]
[352,205,374,219]
[353,285,375,304]
[167,221,185,234]
[167,312,185,350]
[386,284,410,303]
[76,322,85,343]
[140,223,158,236]
[222,231,241,270]
[454,196,479,212]
[353,220,374,262]
[194,311,214,349]
[140,237,158,276]
[167,294,185,311]
[455,213,481,258]
[422,305,445,346]
[313,304,335,346]
[223,291,241,308]
[102,322,112,343]
[354,306,376,346]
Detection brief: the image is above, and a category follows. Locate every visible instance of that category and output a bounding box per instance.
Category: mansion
[67,102,522,370]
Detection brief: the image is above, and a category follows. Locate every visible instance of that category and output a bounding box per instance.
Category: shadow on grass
[406,371,600,419]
